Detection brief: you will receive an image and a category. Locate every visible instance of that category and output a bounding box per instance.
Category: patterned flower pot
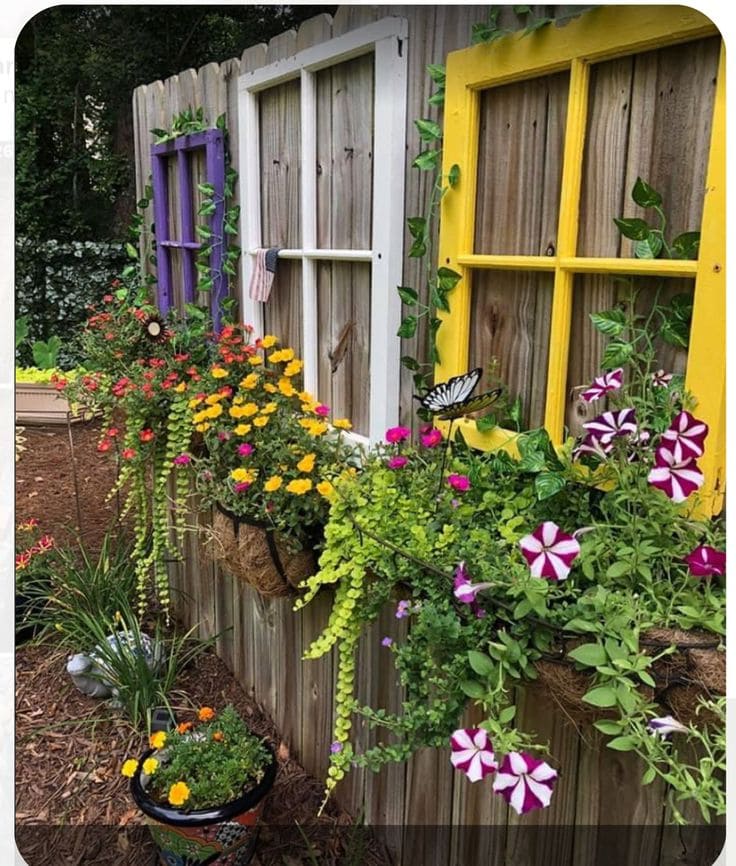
[130,747,277,866]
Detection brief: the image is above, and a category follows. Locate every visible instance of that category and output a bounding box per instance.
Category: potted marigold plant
[189,326,356,596]
[126,705,276,865]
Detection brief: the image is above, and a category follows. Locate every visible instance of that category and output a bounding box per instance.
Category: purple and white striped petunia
[647,715,689,739]
[519,522,581,581]
[659,411,709,462]
[492,752,557,815]
[685,545,726,577]
[647,448,704,503]
[450,729,497,782]
[651,369,673,388]
[573,433,613,462]
[581,368,623,402]
[583,408,637,444]
[453,562,491,603]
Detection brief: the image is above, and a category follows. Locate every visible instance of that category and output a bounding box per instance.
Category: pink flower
[385,426,411,444]
[582,408,637,444]
[450,729,497,782]
[237,443,254,457]
[647,448,703,503]
[581,368,623,402]
[121,448,137,460]
[234,482,251,493]
[173,453,191,466]
[492,752,557,815]
[519,521,580,581]
[395,600,412,619]
[315,404,330,417]
[447,474,470,492]
[97,440,112,453]
[651,369,673,388]
[139,428,155,443]
[453,562,489,618]
[573,434,613,462]
[685,545,725,577]
[420,428,443,448]
[387,455,408,470]
[659,411,708,462]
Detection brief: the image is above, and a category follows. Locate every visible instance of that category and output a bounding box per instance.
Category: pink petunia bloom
[492,752,557,815]
[387,455,408,470]
[582,408,637,444]
[581,368,623,402]
[659,411,709,462]
[385,426,411,444]
[685,545,726,577]
[173,453,191,466]
[315,404,330,417]
[651,369,673,388]
[453,562,491,604]
[450,729,497,782]
[237,443,254,457]
[234,482,251,493]
[519,521,581,581]
[447,474,470,492]
[573,434,613,462]
[420,428,443,448]
[647,448,704,503]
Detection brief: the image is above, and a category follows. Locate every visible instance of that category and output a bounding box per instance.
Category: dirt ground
[15,420,389,866]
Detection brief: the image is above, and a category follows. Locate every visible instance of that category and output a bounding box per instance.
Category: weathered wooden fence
[132,6,724,865]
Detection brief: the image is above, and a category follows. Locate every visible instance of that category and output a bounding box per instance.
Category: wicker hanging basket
[202,505,319,597]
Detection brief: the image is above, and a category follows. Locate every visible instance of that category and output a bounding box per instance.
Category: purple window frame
[150,129,226,331]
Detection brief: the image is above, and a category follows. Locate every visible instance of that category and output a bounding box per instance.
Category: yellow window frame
[436,5,724,515]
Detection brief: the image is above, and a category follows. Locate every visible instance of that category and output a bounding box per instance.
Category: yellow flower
[205,393,224,405]
[168,781,191,807]
[284,359,304,377]
[286,478,313,495]
[205,404,224,419]
[149,731,167,750]
[240,373,259,390]
[297,453,316,473]
[306,420,328,437]
[173,382,187,393]
[232,396,244,405]
[298,391,314,403]
[263,383,277,394]
[268,349,284,363]
[278,378,296,397]
[188,396,203,409]
[121,759,138,778]
[261,335,278,348]
[193,409,208,424]
[248,355,264,366]
[333,418,352,430]
[142,757,159,775]
[211,366,229,378]
[301,402,317,414]
[280,348,295,362]
[234,424,252,436]
[195,422,211,432]
[317,480,334,497]
[264,476,283,492]
[231,468,256,484]
[261,402,278,415]
[253,416,269,428]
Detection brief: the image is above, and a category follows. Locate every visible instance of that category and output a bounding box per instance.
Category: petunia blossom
[647,448,704,503]
[685,545,726,578]
[659,411,709,462]
[519,522,580,581]
[385,426,411,444]
[492,752,557,814]
[582,408,637,444]
[647,715,689,739]
[453,562,491,604]
[651,369,673,388]
[581,368,623,402]
[395,600,412,619]
[573,434,613,462]
[381,637,394,647]
[450,729,497,782]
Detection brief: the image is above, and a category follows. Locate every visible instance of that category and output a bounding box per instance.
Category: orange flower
[168,781,191,806]
[149,731,167,749]
[176,722,193,735]
[198,706,215,722]
[212,731,225,742]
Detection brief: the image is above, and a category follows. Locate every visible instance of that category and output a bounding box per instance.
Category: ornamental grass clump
[123,705,271,811]
[190,327,356,552]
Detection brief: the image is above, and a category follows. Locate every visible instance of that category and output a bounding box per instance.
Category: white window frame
[238,17,409,445]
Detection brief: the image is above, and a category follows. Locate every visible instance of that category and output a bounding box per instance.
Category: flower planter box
[15,382,83,426]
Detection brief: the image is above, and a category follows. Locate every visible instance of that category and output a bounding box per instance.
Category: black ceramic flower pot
[130,746,277,866]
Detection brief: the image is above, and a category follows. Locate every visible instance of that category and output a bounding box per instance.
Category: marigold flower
[121,759,138,778]
[286,478,313,495]
[168,781,191,806]
[142,757,159,775]
[297,453,316,473]
[264,476,283,492]
[149,731,167,749]
[333,418,352,430]
[176,722,193,735]
[198,707,215,722]
[316,480,334,497]
[212,731,225,742]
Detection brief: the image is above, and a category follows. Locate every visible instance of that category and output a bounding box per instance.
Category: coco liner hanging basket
[130,747,277,866]
[204,504,320,597]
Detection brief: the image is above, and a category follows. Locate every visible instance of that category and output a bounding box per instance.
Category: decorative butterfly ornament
[416,368,501,420]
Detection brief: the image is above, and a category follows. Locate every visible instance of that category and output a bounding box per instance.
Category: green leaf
[427,91,445,108]
[589,309,627,337]
[582,686,618,708]
[638,670,656,687]
[475,414,497,433]
[409,238,428,258]
[601,339,634,369]
[397,316,418,338]
[593,720,623,735]
[513,5,532,13]
[631,177,662,208]
[498,705,516,724]
[400,355,420,371]
[197,182,215,195]
[565,618,600,634]
[671,231,701,260]
[398,285,419,305]
[436,267,462,292]
[460,680,486,699]
[407,217,427,240]
[523,17,553,35]
[534,471,566,501]
[125,242,138,260]
[413,150,441,171]
[415,118,442,141]
[613,217,651,241]
[431,288,451,313]
[468,650,495,678]
[616,683,637,714]
[659,317,690,349]
[448,164,460,188]
[633,234,664,259]
[606,561,630,579]
[607,736,637,752]
[426,64,446,85]
[641,766,657,785]
[568,643,608,668]
[15,316,29,349]
[150,128,168,139]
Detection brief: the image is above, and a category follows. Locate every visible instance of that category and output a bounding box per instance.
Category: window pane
[468,270,553,429]
[262,260,302,356]
[578,37,719,257]
[473,72,569,256]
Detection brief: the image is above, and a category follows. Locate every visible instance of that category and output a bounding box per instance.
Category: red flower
[97,440,112,453]
[107,427,120,438]
[103,294,113,303]
[139,429,155,443]
[121,448,137,460]
[174,353,190,362]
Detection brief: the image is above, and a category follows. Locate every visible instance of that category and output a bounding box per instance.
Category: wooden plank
[299,590,335,780]
[658,790,726,866]
[402,747,455,866]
